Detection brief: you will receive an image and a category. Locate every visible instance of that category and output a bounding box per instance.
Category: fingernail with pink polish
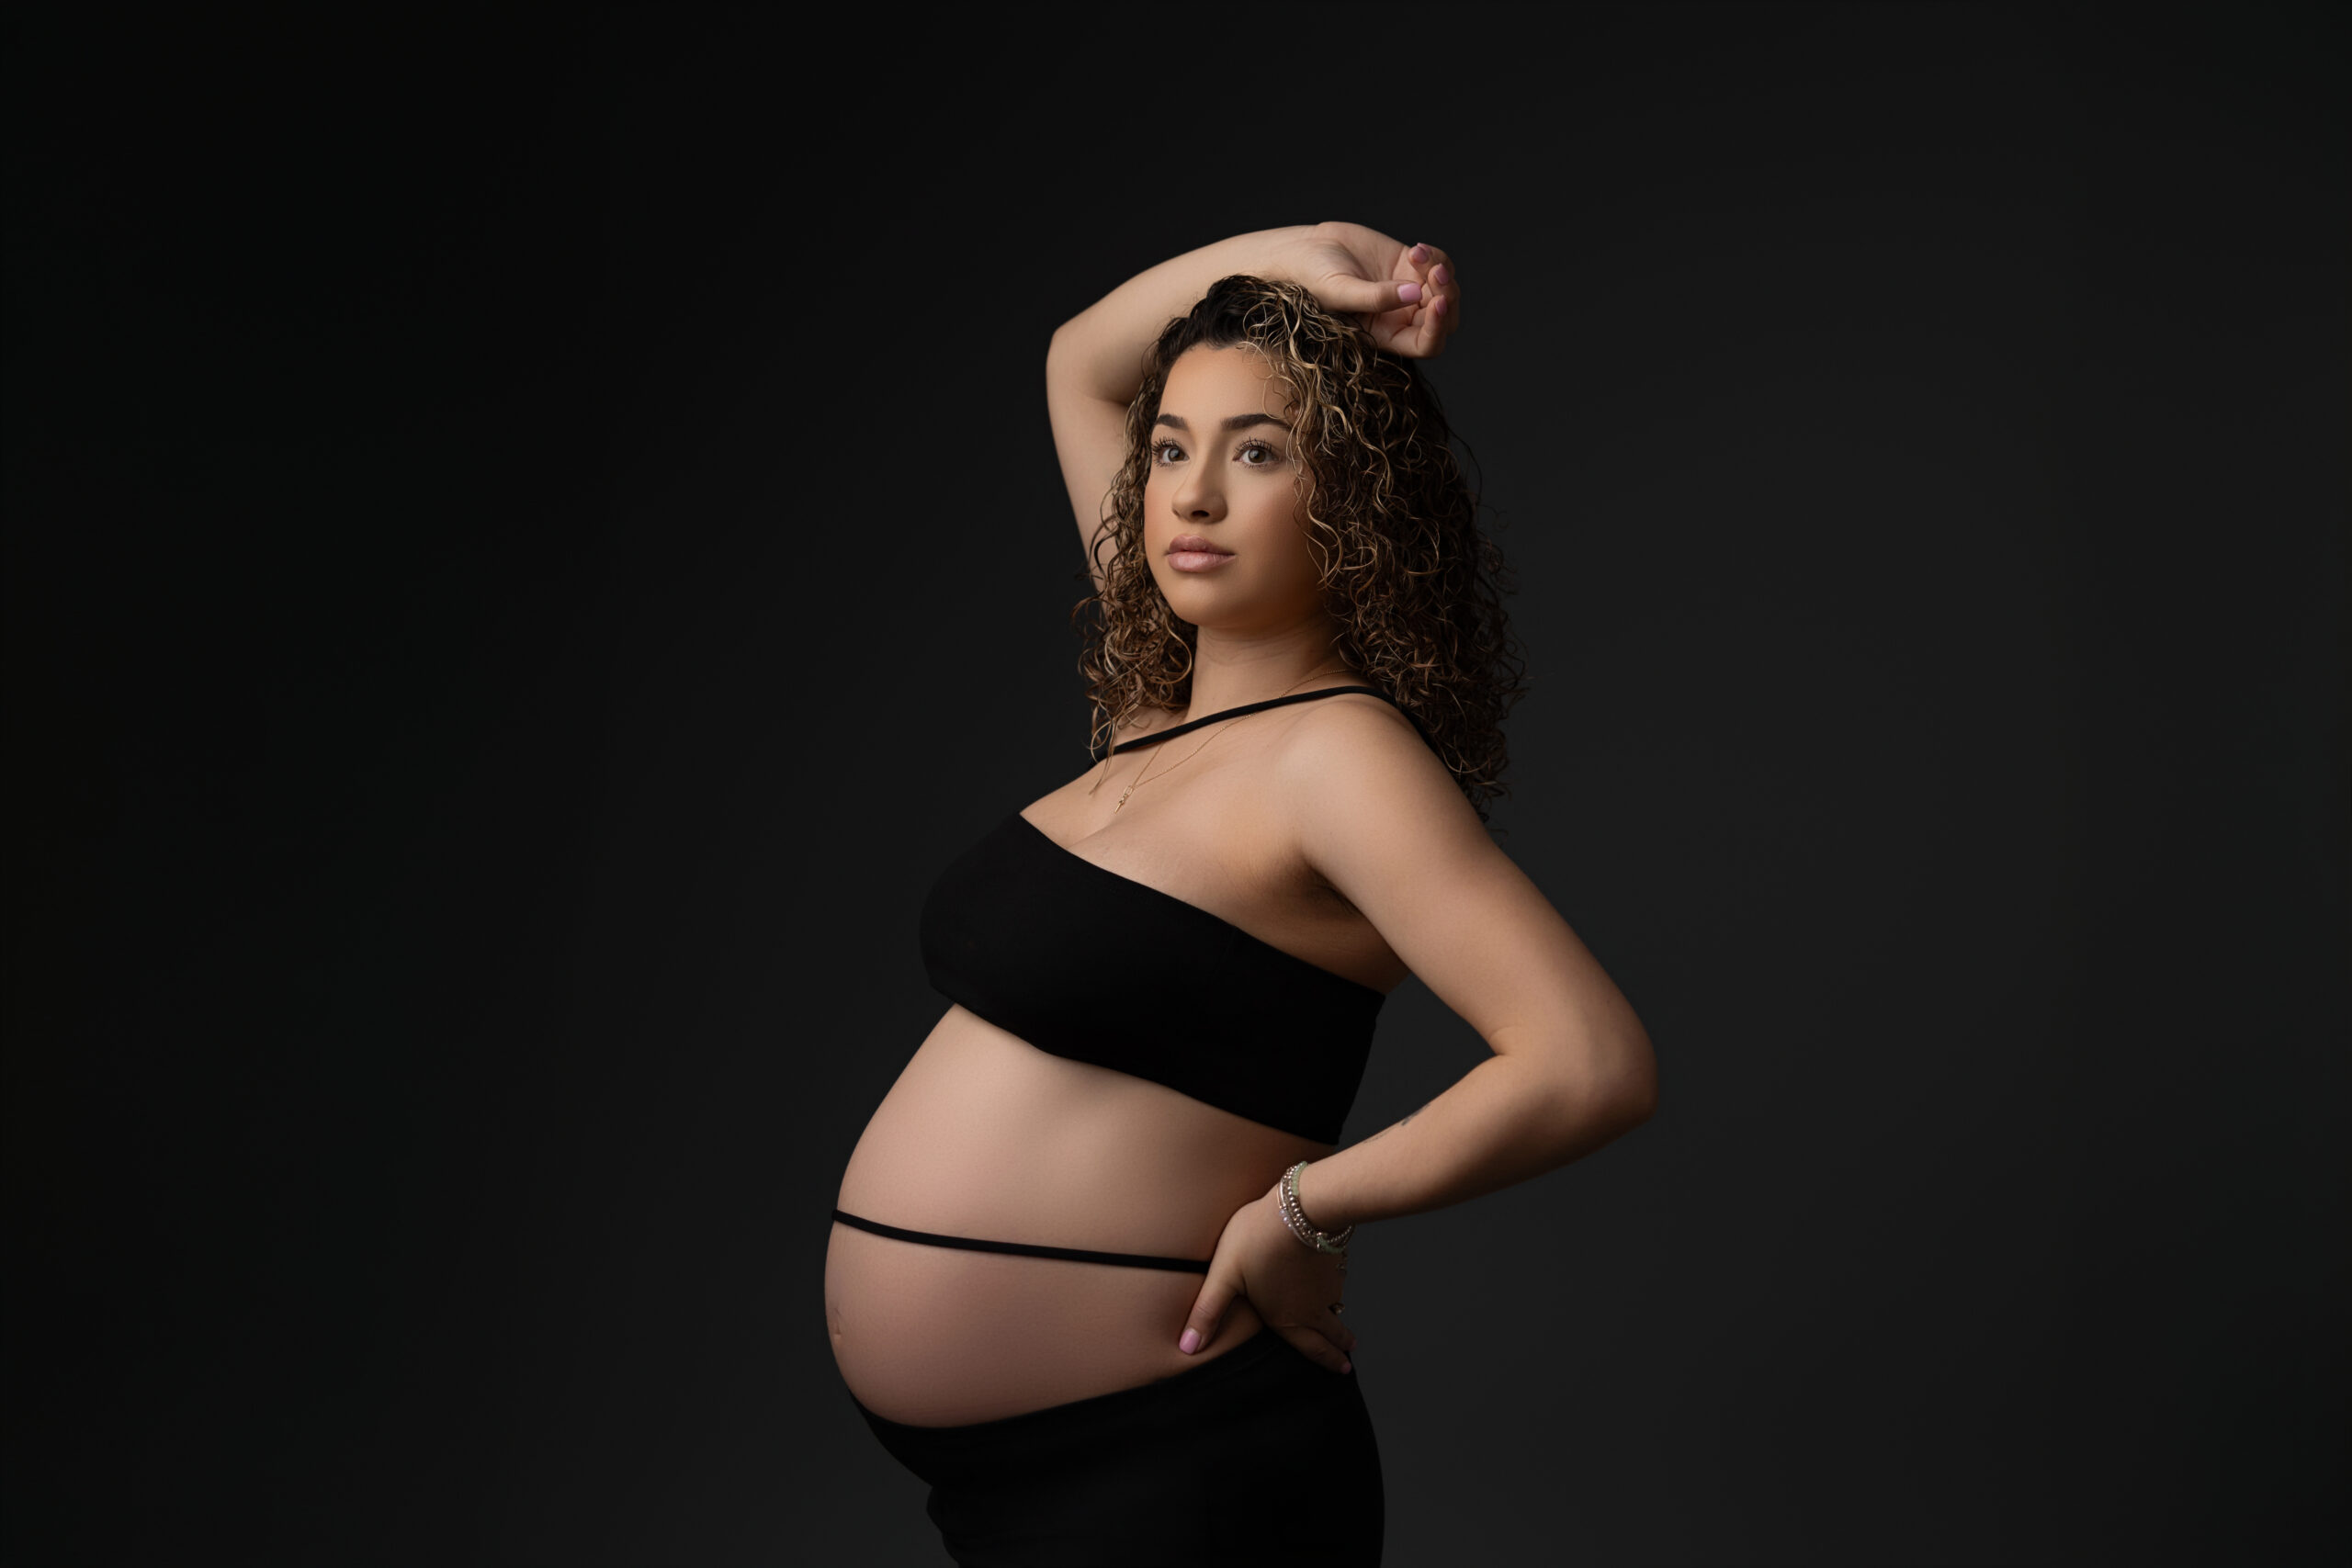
[1179,1329,1203,1354]
[1398,282,1423,303]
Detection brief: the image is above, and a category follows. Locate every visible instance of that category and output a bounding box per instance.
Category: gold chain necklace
[1111,665,1350,813]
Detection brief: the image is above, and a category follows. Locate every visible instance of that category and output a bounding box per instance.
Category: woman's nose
[1170,466,1224,522]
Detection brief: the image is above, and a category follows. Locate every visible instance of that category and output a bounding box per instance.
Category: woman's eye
[1151,440,1185,465]
[1238,441,1281,467]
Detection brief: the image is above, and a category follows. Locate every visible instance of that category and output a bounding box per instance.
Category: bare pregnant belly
[825,1006,1329,1427]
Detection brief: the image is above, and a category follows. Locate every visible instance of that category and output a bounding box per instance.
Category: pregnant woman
[823,222,1659,1566]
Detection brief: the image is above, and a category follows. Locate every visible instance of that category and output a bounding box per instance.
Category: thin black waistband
[831,1208,1213,1273]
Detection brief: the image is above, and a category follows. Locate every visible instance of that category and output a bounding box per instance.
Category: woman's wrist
[1279,1159,1354,1256]
[1293,1157,1344,1232]
[1243,223,1317,288]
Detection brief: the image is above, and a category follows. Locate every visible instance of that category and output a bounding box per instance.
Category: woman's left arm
[1179,701,1658,1365]
[1284,704,1659,1233]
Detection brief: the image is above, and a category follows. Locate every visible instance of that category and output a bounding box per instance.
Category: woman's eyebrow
[1152,412,1294,432]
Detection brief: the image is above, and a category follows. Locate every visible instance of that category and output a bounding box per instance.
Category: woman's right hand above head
[1277,220,1464,359]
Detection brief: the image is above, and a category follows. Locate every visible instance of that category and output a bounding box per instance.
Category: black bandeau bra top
[919,685,1426,1144]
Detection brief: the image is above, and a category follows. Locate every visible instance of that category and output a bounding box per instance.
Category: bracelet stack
[1278,1159,1353,1271]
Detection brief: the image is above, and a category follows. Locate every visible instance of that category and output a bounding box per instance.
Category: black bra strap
[1092,684,1423,761]
[831,1208,1212,1273]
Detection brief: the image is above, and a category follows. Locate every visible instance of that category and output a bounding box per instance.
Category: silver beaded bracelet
[1279,1159,1353,1269]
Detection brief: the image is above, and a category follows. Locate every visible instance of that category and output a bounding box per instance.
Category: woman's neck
[1182,622,1355,720]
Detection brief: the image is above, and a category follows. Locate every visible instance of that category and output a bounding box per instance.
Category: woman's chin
[1154,579,1227,620]
[1165,595,1249,633]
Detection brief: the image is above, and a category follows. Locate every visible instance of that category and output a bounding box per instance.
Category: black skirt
[850,1325,1385,1566]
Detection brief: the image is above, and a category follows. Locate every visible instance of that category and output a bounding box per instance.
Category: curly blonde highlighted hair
[1074,275,1529,822]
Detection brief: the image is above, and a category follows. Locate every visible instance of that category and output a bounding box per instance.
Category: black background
[5,5,2344,1563]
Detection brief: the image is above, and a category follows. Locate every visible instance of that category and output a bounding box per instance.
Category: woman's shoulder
[1270,691,1494,891]
[1271,688,1459,809]
[1283,686,1432,750]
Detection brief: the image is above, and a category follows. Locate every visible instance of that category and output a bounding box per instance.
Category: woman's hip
[852,1325,1384,1567]
[826,1217,1272,1425]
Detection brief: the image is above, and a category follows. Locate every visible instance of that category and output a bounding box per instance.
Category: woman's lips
[1167,535,1235,573]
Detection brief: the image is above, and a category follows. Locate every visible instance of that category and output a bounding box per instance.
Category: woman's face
[1142,344,1326,635]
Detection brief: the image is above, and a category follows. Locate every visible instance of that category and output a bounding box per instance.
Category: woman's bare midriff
[824,691,1410,1428]
[825,1003,1332,1427]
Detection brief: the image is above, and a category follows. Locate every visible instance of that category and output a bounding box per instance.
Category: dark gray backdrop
[4,5,2342,1564]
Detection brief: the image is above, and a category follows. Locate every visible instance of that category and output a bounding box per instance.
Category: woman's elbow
[1046,313,1092,370]
[1608,1031,1660,1129]
[1540,1032,1657,1148]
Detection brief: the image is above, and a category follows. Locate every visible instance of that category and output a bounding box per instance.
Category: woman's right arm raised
[1044,223,1459,598]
